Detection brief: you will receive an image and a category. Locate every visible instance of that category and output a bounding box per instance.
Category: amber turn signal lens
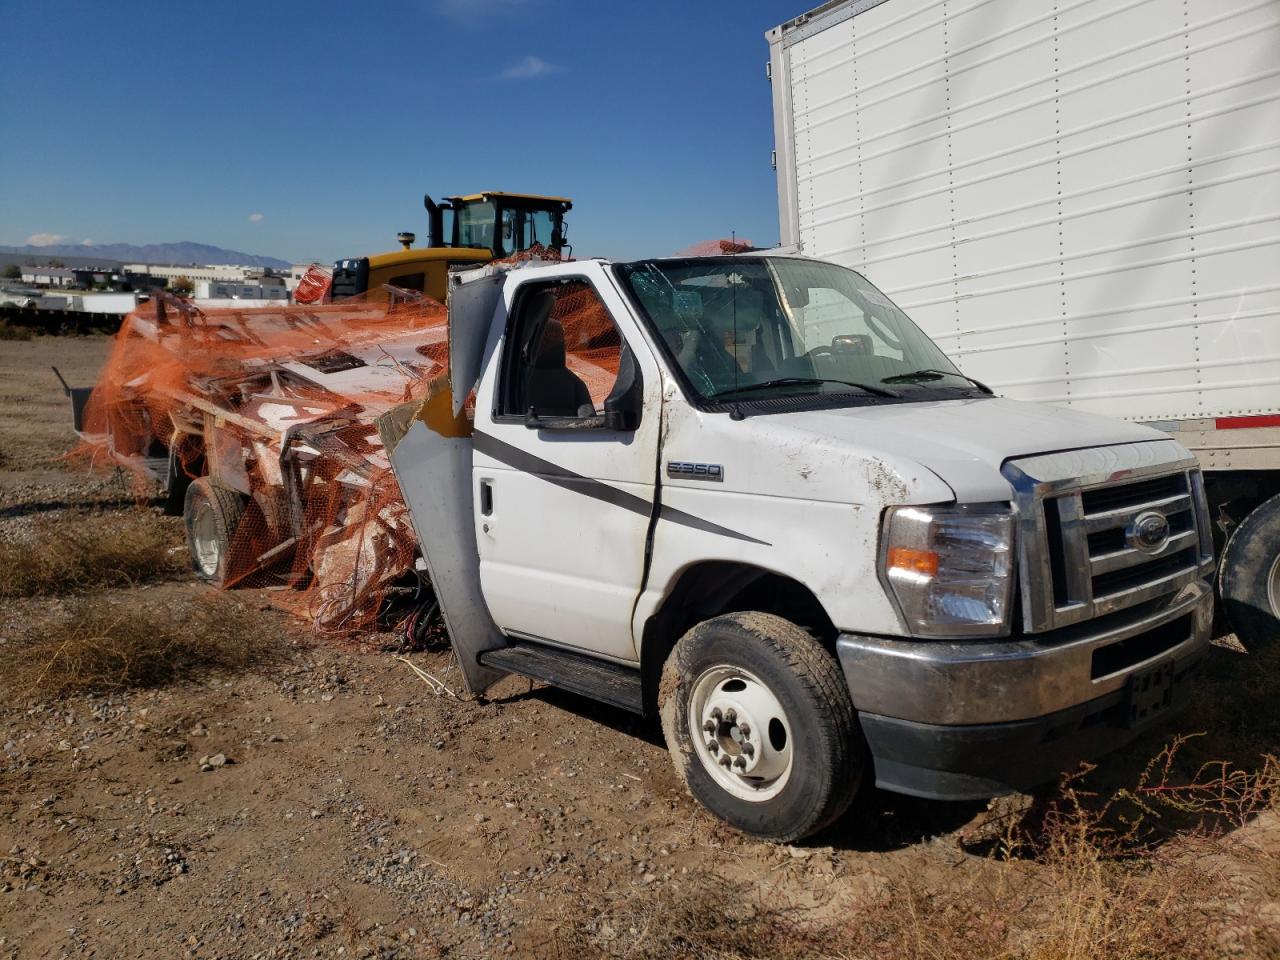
[886,546,939,577]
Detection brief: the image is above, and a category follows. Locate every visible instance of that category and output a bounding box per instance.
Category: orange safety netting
[74,265,620,640]
[293,263,333,304]
[76,290,449,636]
[673,238,757,257]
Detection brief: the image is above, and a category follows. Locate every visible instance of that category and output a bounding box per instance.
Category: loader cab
[425,192,572,259]
[330,191,572,304]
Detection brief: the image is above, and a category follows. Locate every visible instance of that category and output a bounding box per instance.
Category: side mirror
[603,345,642,431]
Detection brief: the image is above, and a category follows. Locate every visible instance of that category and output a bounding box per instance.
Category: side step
[479,641,644,715]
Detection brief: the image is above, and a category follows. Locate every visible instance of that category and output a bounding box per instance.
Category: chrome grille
[1003,441,1214,633]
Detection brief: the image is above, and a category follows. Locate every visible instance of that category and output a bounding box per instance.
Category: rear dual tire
[659,612,867,843]
[1219,492,1280,650]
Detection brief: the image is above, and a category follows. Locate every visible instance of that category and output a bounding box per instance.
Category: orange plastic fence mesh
[552,281,621,404]
[293,264,333,304]
[76,292,449,636]
[673,238,757,257]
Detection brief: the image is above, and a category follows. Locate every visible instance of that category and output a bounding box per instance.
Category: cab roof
[446,191,573,207]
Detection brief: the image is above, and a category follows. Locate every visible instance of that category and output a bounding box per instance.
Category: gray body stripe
[472,431,770,547]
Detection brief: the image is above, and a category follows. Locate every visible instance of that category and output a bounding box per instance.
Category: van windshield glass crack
[614,257,973,405]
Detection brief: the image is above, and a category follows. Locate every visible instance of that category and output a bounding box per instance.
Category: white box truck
[767,0,1280,645]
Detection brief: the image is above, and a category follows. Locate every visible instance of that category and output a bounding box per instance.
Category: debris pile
[77,290,449,633]
[74,271,619,637]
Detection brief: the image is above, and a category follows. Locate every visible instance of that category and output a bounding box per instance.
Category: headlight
[879,503,1015,637]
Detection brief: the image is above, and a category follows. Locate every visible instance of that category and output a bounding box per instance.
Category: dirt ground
[1,334,1276,959]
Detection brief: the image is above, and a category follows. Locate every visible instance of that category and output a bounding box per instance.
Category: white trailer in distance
[767,0,1280,644]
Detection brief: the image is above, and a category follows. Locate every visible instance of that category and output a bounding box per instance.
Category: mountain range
[0,241,291,269]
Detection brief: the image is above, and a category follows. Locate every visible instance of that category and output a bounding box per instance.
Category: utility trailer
[767,0,1280,644]
[69,289,453,630]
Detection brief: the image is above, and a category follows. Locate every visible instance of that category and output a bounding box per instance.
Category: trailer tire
[1219,492,1280,650]
[161,451,193,516]
[184,477,249,587]
[659,612,865,842]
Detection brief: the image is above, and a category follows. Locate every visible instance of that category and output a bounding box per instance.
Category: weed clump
[0,320,34,341]
[0,511,185,598]
[0,594,283,700]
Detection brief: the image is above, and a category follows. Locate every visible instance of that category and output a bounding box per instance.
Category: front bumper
[835,579,1213,800]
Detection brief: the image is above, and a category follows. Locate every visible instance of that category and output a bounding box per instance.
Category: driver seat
[525,316,593,416]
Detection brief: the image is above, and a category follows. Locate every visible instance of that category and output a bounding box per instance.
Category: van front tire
[659,612,865,843]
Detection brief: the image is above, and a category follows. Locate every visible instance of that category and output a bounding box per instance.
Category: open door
[384,274,512,695]
[448,271,505,417]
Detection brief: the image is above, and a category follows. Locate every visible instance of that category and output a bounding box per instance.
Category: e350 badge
[666,461,724,482]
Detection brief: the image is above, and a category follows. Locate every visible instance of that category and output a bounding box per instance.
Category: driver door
[471,262,661,663]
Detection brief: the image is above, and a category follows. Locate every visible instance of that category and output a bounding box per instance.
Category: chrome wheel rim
[688,665,793,802]
[192,503,221,577]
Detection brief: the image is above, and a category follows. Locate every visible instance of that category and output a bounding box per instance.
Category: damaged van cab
[389,253,1215,842]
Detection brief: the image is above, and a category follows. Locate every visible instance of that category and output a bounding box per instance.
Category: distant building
[21,267,76,288]
[125,263,259,284]
[194,278,288,300]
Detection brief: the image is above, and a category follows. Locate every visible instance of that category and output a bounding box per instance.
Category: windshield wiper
[881,368,993,394]
[710,377,900,400]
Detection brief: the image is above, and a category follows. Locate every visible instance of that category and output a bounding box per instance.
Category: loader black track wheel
[659,612,866,843]
[184,477,249,587]
[1219,492,1280,651]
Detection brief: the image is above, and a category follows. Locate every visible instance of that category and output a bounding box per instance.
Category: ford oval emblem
[1126,510,1171,555]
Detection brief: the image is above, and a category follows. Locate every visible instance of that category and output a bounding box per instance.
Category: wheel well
[1204,471,1280,556]
[639,562,836,718]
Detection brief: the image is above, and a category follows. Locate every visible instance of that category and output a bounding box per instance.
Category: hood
[755,396,1172,502]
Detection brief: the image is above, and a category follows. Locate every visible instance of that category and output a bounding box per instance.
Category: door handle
[479,479,494,516]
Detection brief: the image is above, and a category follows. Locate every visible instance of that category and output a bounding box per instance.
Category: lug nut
[724,708,737,723]
[733,757,747,769]
[710,708,722,722]
[703,719,716,733]
[738,723,750,737]
[742,742,755,757]
[719,756,732,768]
[708,740,719,754]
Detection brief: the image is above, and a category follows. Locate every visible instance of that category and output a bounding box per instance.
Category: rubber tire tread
[1218,491,1280,649]
[659,612,864,843]
[184,477,248,587]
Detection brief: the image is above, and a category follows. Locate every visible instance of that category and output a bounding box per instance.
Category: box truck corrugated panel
[769,0,1280,422]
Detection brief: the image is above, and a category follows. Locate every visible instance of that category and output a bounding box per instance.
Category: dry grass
[0,594,284,700]
[0,320,34,341]
[0,510,186,598]
[545,881,845,959]
[545,736,1279,960]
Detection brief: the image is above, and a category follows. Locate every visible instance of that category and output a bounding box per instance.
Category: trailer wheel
[161,448,193,516]
[1219,492,1280,650]
[184,477,249,587]
[659,612,866,842]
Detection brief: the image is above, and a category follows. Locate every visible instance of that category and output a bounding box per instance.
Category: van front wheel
[658,612,866,843]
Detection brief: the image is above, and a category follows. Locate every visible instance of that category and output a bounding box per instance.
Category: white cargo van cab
[391,254,1215,842]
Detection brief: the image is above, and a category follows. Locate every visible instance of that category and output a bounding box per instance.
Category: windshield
[502,207,557,253]
[456,200,496,249]
[615,257,969,403]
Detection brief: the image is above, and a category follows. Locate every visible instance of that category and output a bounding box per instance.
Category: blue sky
[0,0,809,264]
